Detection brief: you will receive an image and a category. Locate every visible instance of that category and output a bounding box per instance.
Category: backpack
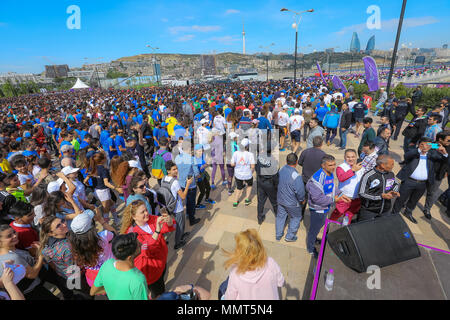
[151,150,169,179]
[157,177,177,214]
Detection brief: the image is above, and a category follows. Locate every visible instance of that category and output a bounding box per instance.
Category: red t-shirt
[127,216,175,285]
[10,222,39,250]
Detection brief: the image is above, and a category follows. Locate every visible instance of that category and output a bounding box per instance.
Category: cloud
[225,9,240,15]
[335,16,439,36]
[174,34,195,42]
[210,35,241,45]
[169,25,222,34]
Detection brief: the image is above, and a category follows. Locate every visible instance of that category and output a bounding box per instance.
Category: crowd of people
[0,78,448,300]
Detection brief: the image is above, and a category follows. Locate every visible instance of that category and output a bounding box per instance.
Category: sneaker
[308,248,319,259]
[211,184,216,190]
[244,199,251,206]
[228,189,234,196]
[189,218,201,226]
[233,202,239,208]
[205,199,216,204]
[285,236,298,242]
[276,235,283,241]
[222,181,228,186]
[279,148,286,152]
[195,204,206,209]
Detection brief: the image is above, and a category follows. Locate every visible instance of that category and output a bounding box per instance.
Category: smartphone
[187,174,193,180]
[428,143,439,149]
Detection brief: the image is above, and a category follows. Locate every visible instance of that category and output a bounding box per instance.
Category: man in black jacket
[358,155,400,222]
[392,137,449,223]
[339,103,352,150]
[374,127,391,155]
[410,86,423,118]
[256,147,279,225]
[401,106,428,154]
[392,96,409,141]
[423,130,450,218]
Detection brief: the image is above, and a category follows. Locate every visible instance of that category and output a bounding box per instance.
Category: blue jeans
[339,128,348,148]
[275,204,303,240]
[182,187,197,222]
[374,102,384,116]
[306,208,328,253]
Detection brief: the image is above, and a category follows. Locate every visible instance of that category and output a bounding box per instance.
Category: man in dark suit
[392,137,449,223]
[392,96,409,141]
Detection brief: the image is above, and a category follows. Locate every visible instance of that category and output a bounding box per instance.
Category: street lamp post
[259,43,275,82]
[281,8,314,85]
[146,45,160,85]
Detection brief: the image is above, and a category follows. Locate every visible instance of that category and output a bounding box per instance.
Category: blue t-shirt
[106,137,117,158]
[115,135,126,156]
[224,108,232,119]
[79,140,90,150]
[257,117,272,130]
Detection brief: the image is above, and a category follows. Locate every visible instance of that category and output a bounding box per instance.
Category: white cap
[47,178,64,194]
[241,138,250,147]
[128,160,142,170]
[62,166,80,176]
[283,105,289,109]
[203,112,209,117]
[280,92,285,96]
[61,144,74,153]
[294,108,300,114]
[200,119,209,125]
[71,210,95,234]
[229,132,238,139]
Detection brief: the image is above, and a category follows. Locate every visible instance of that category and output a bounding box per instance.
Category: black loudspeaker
[327,214,421,273]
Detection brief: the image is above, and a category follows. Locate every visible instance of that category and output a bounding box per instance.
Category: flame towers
[350,32,361,53]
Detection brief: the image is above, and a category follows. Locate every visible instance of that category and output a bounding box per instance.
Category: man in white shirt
[275,92,286,106]
[287,109,304,154]
[196,119,211,150]
[213,109,227,135]
[162,161,194,250]
[332,89,344,101]
[277,106,289,152]
[231,138,256,208]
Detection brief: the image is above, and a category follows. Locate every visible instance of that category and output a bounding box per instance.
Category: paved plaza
[158,121,450,300]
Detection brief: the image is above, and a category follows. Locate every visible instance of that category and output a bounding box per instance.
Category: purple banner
[316,61,327,84]
[363,56,380,92]
[331,75,348,93]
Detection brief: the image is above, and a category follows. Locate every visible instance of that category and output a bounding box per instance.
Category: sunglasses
[136,184,146,189]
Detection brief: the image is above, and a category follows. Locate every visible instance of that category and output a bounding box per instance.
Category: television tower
[242,21,246,55]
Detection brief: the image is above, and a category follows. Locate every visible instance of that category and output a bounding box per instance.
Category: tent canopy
[71,78,90,89]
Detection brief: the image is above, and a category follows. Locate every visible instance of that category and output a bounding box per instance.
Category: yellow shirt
[0,159,12,174]
[166,117,178,137]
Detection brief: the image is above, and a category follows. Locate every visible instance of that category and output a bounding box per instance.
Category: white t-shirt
[18,173,35,186]
[33,204,44,226]
[267,111,273,123]
[333,92,343,100]
[348,101,357,112]
[278,112,289,127]
[288,115,304,132]
[163,176,184,213]
[32,165,41,180]
[197,126,210,146]
[324,94,332,106]
[231,151,255,180]
[213,116,227,135]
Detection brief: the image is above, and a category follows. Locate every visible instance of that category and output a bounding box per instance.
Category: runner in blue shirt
[115,129,126,156]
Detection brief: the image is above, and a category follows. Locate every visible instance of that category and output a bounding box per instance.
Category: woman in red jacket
[120,200,175,299]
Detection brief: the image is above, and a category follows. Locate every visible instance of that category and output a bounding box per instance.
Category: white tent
[71,78,90,89]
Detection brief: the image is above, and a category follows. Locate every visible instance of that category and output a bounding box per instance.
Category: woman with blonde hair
[222,229,284,300]
[120,200,175,299]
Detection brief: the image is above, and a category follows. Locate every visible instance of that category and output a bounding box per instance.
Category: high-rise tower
[242,21,246,55]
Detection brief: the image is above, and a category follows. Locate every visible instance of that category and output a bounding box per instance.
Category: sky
[0,0,449,74]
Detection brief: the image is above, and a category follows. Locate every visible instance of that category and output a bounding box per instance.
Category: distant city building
[365,36,375,54]
[45,65,70,78]
[0,72,41,84]
[200,55,216,76]
[350,32,361,53]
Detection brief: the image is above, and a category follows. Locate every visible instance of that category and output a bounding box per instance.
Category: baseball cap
[47,178,64,194]
[128,160,142,170]
[241,138,250,147]
[229,132,238,139]
[61,144,74,153]
[252,119,260,125]
[294,108,300,114]
[200,119,208,125]
[71,210,95,234]
[126,136,137,142]
[62,166,80,176]
[203,112,209,117]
